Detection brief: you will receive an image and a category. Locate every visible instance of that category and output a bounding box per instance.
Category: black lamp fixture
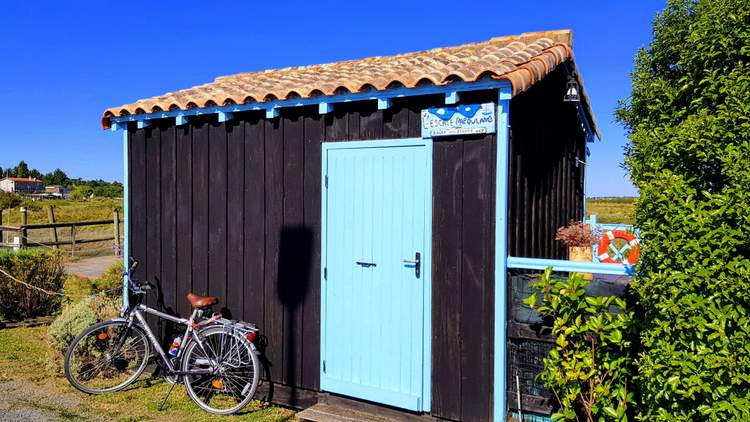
[563,74,580,103]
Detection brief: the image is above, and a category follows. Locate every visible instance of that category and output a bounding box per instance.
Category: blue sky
[0,1,664,196]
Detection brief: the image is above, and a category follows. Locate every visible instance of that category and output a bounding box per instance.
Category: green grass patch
[0,325,297,421]
[587,197,636,225]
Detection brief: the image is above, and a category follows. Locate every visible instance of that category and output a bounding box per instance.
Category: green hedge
[617,0,750,419]
[0,249,66,320]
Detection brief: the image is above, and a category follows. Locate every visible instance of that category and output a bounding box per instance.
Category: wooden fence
[0,207,122,256]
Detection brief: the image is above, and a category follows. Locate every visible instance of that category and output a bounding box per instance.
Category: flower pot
[568,246,593,280]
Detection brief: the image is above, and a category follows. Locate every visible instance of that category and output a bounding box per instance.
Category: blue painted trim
[377,97,391,110]
[121,129,129,312]
[175,115,189,126]
[318,102,333,114]
[111,121,128,132]
[422,138,433,412]
[509,411,551,422]
[320,137,433,412]
[506,256,636,276]
[445,91,460,104]
[108,80,514,130]
[136,120,151,129]
[494,86,513,421]
[266,107,279,119]
[217,111,234,122]
[578,103,598,142]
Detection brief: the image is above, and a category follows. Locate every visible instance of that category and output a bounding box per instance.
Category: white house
[0,177,45,193]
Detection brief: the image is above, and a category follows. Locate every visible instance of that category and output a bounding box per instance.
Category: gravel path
[64,255,120,279]
[0,379,99,421]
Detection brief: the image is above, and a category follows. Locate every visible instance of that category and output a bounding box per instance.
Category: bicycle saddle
[186,292,218,308]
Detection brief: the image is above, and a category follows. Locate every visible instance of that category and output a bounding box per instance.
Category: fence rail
[0,206,122,256]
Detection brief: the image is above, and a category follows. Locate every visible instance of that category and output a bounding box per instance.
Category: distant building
[45,185,70,198]
[0,177,45,193]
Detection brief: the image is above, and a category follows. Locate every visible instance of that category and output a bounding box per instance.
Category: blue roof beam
[217,111,234,123]
[108,79,515,129]
[377,98,392,110]
[319,102,334,114]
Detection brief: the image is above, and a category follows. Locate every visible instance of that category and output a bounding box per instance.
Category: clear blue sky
[0,0,665,197]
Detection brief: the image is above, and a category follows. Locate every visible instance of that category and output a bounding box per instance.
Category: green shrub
[617,0,750,419]
[92,261,124,292]
[526,269,636,421]
[0,250,66,320]
[47,292,120,372]
[0,192,23,209]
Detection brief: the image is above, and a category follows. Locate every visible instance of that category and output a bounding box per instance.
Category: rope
[0,266,122,300]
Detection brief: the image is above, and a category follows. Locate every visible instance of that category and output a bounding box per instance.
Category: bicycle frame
[120,303,219,377]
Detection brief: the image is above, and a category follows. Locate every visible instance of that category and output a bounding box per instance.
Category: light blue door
[321,139,432,412]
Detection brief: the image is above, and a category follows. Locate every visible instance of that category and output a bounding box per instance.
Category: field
[586,197,636,225]
[0,198,123,258]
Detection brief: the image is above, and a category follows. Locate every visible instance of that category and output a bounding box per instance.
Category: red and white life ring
[597,230,640,265]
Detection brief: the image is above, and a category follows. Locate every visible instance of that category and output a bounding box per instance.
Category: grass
[586,197,636,225]
[0,266,297,421]
[0,326,297,421]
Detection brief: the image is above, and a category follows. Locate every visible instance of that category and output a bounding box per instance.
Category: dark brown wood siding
[126,92,497,418]
[126,79,584,419]
[507,66,587,260]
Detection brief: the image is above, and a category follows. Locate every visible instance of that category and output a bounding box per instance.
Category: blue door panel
[321,139,431,411]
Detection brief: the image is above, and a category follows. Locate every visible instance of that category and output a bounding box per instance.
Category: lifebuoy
[597,230,640,265]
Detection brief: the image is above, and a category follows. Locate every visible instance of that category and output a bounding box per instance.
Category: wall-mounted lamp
[564,75,580,103]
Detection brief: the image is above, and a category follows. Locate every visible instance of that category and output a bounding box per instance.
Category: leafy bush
[525,269,636,421]
[47,292,120,372]
[0,191,23,210]
[616,0,750,419]
[0,250,65,320]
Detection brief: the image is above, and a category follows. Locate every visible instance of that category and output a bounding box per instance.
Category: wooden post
[20,207,27,248]
[47,205,59,249]
[70,225,76,257]
[113,208,121,256]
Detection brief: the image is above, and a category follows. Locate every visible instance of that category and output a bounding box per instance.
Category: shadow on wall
[258,225,313,406]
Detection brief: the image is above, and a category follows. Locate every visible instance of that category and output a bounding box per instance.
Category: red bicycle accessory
[597,229,640,265]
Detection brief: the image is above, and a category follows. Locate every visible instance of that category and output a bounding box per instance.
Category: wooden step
[297,403,397,422]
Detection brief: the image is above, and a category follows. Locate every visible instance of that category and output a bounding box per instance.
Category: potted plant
[556,221,599,279]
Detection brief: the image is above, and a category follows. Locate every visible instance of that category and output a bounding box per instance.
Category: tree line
[0,160,122,198]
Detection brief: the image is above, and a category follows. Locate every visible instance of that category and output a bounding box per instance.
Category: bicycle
[63,259,261,415]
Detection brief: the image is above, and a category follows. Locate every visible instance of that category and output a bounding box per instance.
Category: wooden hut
[103,29,599,421]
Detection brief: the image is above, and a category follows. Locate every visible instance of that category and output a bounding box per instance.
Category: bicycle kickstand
[159,381,177,411]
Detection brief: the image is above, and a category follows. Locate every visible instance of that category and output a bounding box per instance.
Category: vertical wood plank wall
[507,67,587,260]
[127,91,496,420]
[127,77,584,420]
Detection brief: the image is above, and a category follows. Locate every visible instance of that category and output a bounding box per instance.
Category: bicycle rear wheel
[64,320,150,394]
[181,325,260,415]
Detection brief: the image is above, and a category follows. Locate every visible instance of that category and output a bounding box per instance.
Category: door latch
[402,252,421,278]
[356,261,377,268]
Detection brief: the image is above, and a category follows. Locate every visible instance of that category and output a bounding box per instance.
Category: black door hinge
[323,360,326,373]
[324,175,328,188]
[324,267,327,280]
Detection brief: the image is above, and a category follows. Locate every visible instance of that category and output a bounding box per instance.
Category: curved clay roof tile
[102,29,596,136]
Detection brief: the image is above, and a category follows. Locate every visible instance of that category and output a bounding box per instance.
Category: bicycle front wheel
[182,326,260,415]
[64,320,150,394]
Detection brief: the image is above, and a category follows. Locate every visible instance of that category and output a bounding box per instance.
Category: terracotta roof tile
[103,29,596,132]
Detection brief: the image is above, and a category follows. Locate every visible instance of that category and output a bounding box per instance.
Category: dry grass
[1,198,123,258]
[586,197,636,225]
[0,326,297,421]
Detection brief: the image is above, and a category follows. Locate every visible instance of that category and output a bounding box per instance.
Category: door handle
[356,261,377,268]
[402,252,421,278]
